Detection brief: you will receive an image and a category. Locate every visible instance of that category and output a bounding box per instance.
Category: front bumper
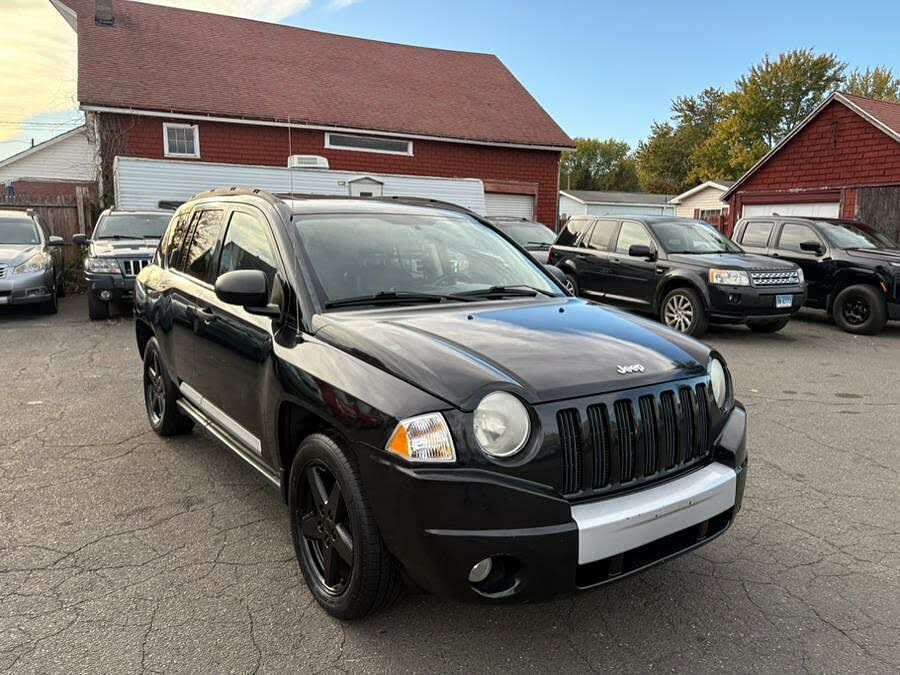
[0,268,55,306]
[85,271,136,305]
[358,403,747,602]
[707,283,806,322]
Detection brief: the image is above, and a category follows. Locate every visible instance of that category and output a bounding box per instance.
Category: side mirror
[72,233,89,246]
[800,241,824,255]
[214,269,280,317]
[629,244,656,260]
[544,264,567,286]
[48,235,64,246]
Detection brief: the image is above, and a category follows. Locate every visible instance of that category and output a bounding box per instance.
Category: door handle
[610,257,621,264]
[196,305,215,319]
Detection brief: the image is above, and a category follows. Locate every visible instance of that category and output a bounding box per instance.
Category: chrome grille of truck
[121,259,150,277]
[557,381,714,497]
[0,265,7,279]
[751,270,800,286]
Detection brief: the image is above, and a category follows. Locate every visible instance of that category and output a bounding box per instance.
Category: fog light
[100,290,112,301]
[468,558,493,583]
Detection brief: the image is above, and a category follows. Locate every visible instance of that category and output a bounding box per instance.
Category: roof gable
[55,0,573,150]
[668,180,734,204]
[723,93,900,199]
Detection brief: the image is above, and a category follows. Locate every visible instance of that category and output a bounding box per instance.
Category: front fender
[654,271,710,312]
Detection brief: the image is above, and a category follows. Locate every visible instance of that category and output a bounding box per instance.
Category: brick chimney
[95,0,114,26]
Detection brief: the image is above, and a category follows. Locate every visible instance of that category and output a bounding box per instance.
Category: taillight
[548,245,556,261]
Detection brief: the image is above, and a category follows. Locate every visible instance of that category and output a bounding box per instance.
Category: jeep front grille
[751,270,800,286]
[121,259,150,277]
[557,382,713,498]
[0,265,7,279]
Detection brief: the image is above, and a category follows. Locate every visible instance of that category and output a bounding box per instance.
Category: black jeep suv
[549,215,806,337]
[733,216,900,334]
[134,189,747,619]
[73,209,173,319]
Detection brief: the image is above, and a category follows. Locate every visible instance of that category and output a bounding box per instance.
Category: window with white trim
[163,123,200,158]
[325,132,412,156]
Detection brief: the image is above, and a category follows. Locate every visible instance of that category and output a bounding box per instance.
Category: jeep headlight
[708,269,749,286]
[473,392,531,458]
[386,413,455,463]
[85,257,121,274]
[709,356,731,410]
[13,251,51,275]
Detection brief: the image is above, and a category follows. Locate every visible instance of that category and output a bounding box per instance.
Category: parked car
[549,215,806,337]
[487,215,556,263]
[134,188,747,619]
[73,209,173,319]
[733,216,900,334]
[0,209,64,313]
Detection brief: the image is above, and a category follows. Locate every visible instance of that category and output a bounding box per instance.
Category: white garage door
[742,202,840,218]
[485,192,535,219]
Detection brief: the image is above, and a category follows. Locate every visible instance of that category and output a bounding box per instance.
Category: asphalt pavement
[1,296,898,673]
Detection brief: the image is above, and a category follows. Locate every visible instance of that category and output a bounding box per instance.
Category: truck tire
[833,284,886,334]
[88,292,109,320]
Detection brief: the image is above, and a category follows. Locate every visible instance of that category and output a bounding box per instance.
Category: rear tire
[143,338,194,436]
[564,274,579,296]
[289,433,401,620]
[660,287,708,337]
[88,292,109,320]
[833,284,886,335]
[748,317,790,333]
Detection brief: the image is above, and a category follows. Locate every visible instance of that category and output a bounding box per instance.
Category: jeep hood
[0,244,39,266]
[90,238,159,257]
[314,298,710,409]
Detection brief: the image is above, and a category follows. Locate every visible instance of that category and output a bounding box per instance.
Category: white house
[667,180,734,220]
[559,190,675,219]
[0,126,97,187]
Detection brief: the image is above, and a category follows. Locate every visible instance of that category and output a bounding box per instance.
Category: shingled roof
[52,0,573,150]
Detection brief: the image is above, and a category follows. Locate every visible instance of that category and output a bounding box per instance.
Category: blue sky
[2,0,899,161]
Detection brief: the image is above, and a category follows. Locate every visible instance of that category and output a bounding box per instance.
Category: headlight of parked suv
[473,391,531,458]
[709,356,732,410]
[796,268,805,283]
[13,251,51,275]
[85,257,121,274]
[708,269,749,286]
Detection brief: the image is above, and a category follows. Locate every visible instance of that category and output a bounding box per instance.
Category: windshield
[650,220,743,254]
[496,222,556,248]
[94,213,172,239]
[295,212,562,307]
[816,221,895,249]
[0,217,40,245]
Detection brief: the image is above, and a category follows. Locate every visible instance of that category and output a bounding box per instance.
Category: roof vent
[288,155,329,170]
[95,0,115,26]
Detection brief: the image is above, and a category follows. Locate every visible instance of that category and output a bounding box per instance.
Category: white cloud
[328,0,361,9]
[0,0,311,145]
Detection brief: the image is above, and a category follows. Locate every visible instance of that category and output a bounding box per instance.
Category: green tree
[845,66,900,101]
[560,138,641,192]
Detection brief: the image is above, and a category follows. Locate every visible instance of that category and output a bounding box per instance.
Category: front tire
[564,273,579,296]
[41,288,58,314]
[88,292,109,320]
[660,287,708,337]
[748,317,790,333]
[289,434,401,620]
[143,338,194,436]
[833,284,886,335]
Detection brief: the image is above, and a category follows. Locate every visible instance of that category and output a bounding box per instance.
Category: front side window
[218,211,279,294]
[183,210,225,281]
[295,212,561,306]
[778,223,820,253]
[94,213,172,240]
[649,220,742,254]
[0,217,39,244]
[163,123,200,158]
[586,219,618,252]
[615,221,653,255]
[740,221,774,248]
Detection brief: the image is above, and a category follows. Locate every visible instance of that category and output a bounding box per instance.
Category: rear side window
[555,218,592,247]
[777,222,820,253]
[740,221,774,248]
[217,211,279,296]
[586,219,617,252]
[163,212,193,269]
[183,210,225,281]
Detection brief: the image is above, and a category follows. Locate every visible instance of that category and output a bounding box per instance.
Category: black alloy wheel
[297,461,354,595]
[833,284,886,335]
[142,337,194,436]
[144,349,166,428]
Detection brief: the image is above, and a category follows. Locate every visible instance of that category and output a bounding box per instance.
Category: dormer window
[163,123,200,158]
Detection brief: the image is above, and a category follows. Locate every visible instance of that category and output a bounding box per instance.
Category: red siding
[726,100,900,229]
[97,114,561,225]
[11,180,97,201]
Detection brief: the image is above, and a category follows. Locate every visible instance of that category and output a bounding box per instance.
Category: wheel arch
[276,401,344,502]
[135,318,155,358]
[654,273,710,313]
[826,269,888,314]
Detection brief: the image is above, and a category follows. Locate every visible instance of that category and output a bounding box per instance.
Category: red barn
[52,0,573,225]
[723,93,900,240]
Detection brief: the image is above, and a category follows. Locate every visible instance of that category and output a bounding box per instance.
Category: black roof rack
[274,193,484,219]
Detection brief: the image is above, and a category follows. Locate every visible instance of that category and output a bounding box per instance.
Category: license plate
[775,294,793,309]
[0,296,8,304]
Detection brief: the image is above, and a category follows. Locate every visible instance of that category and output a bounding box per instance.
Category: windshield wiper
[96,234,131,239]
[525,241,551,248]
[455,284,556,299]
[324,291,474,309]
